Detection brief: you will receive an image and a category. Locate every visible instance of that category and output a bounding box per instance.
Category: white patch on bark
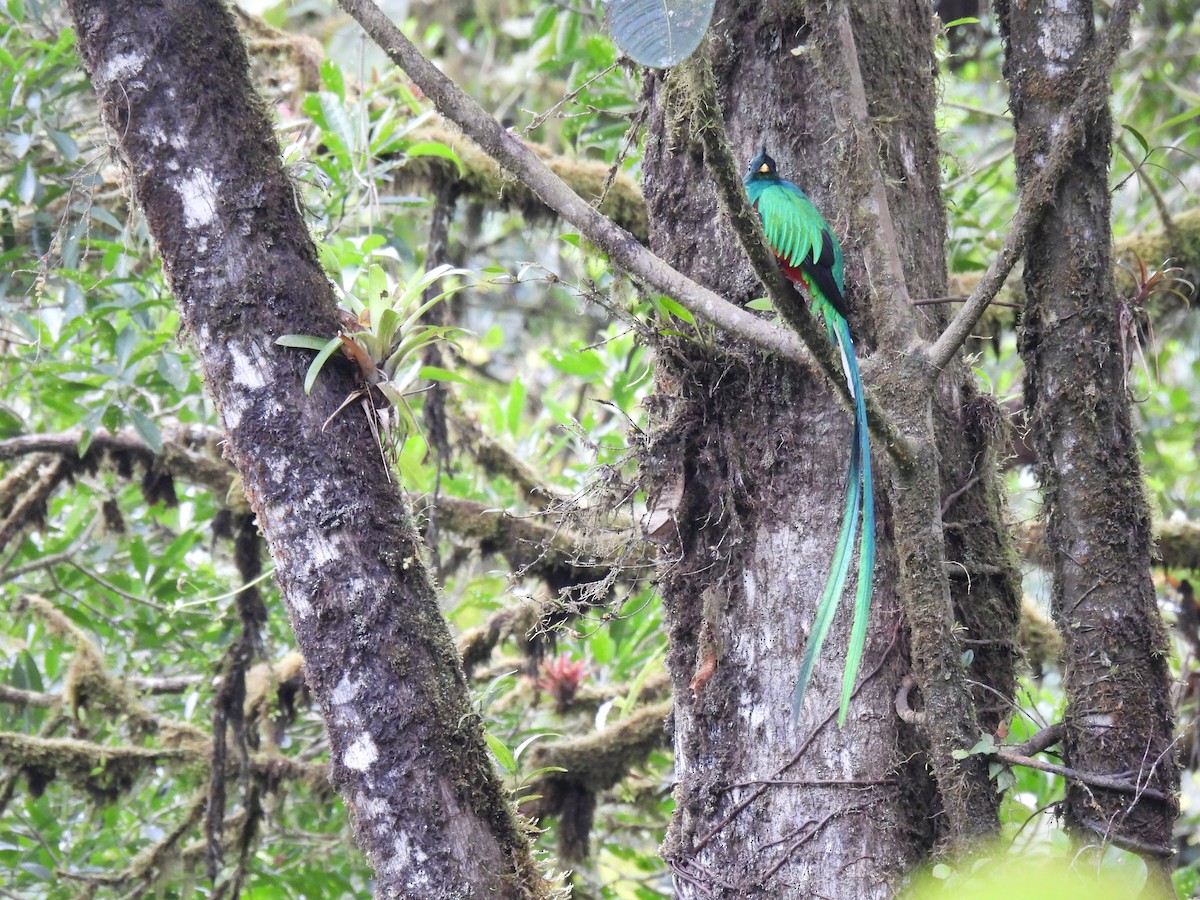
[898,134,917,182]
[290,593,313,617]
[358,792,389,817]
[100,52,145,85]
[307,530,341,567]
[332,674,360,704]
[228,342,268,389]
[376,834,430,878]
[177,171,218,228]
[221,393,247,430]
[343,732,378,771]
[1037,6,1082,69]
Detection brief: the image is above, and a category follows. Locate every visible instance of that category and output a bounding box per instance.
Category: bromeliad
[744,146,875,726]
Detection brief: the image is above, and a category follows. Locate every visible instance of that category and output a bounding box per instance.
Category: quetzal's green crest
[744,145,876,728]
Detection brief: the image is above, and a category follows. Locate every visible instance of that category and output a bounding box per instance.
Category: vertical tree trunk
[65,2,543,896]
[999,0,1180,882]
[642,0,1018,893]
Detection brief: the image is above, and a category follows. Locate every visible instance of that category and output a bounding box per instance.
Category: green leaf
[654,295,695,323]
[17,162,36,204]
[512,732,560,765]
[606,0,715,68]
[484,732,516,774]
[366,263,391,326]
[319,59,345,101]
[417,365,471,385]
[314,93,355,164]
[521,765,568,780]
[129,408,163,453]
[302,337,345,394]
[277,334,336,351]
[156,352,190,391]
[10,650,44,693]
[1160,104,1200,131]
[532,4,557,40]
[506,376,525,437]
[745,297,775,311]
[404,141,464,176]
[114,325,137,370]
[963,734,997,756]
[1121,123,1151,157]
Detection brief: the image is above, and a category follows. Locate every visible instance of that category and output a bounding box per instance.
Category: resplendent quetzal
[743,146,875,726]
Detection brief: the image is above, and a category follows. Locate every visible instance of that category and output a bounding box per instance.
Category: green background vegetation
[1,0,1197,896]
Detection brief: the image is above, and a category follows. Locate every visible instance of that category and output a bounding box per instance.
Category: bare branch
[995,748,1169,804]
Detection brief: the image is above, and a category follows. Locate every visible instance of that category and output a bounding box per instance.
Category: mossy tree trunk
[641,0,1019,893]
[65,1,543,896]
[998,0,1180,884]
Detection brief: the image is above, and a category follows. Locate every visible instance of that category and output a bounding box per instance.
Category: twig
[729,777,895,788]
[0,683,58,708]
[520,62,619,134]
[756,809,846,886]
[697,622,901,851]
[927,0,1141,371]
[1075,817,1175,858]
[994,749,1169,803]
[1009,722,1065,756]
[911,295,1021,311]
[1114,136,1176,234]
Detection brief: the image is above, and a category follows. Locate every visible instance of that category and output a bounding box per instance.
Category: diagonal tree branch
[335,0,812,368]
[927,0,1140,372]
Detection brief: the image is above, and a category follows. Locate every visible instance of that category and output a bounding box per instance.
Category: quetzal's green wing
[752,184,849,321]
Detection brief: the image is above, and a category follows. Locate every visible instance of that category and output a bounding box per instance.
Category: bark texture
[641,0,1018,893]
[998,0,1180,877]
[65,2,543,896]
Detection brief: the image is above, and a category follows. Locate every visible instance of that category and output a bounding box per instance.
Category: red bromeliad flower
[536,653,588,711]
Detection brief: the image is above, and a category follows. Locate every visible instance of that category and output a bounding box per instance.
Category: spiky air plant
[277,263,470,462]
